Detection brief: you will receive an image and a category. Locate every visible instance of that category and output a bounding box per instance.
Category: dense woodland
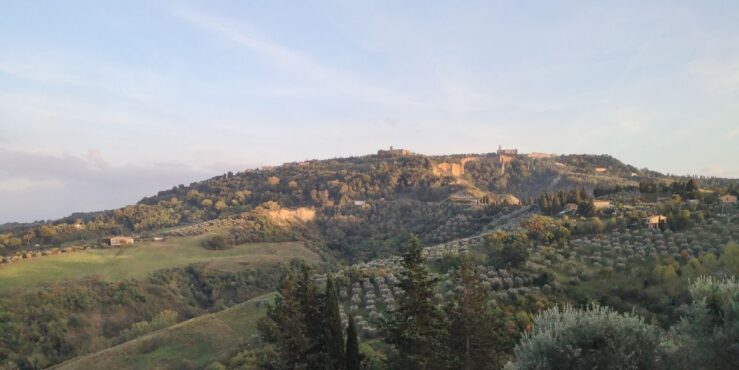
[1,151,738,369]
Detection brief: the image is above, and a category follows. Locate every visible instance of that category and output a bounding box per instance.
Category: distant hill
[2,149,735,260]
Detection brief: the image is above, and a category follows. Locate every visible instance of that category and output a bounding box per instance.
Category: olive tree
[506,304,664,370]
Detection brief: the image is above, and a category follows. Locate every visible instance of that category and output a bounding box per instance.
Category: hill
[0,149,737,369]
[2,149,691,261]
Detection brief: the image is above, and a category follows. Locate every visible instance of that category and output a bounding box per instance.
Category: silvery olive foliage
[505,304,664,370]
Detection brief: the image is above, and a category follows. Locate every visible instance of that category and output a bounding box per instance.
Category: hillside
[0,236,320,369]
[1,150,685,262]
[0,149,737,369]
[52,293,276,370]
[0,236,318,293]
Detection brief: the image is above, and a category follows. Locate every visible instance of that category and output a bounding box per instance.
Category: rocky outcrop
[432,157,478,177]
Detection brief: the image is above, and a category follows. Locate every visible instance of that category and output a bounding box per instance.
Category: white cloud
[168,6,421,108]
[0,148,245,223]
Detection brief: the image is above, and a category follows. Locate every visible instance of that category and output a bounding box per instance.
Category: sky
[1,0,738,223]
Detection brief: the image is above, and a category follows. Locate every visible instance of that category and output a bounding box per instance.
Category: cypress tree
[345,316,361,370]
[324,276,345,370]
[295,263,325,369]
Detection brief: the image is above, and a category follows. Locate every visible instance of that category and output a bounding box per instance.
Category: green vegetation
[0,151,737,369]
[506,304,663,370]
[201,235,231,250]
[0,236,317,292]
[0,151,669,259]
[0,237,319,369]
[385,236,448,370]
[53,293,277,370]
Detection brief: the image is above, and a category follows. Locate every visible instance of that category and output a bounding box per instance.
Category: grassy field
[0,235,319,293]
[53,292,277,370]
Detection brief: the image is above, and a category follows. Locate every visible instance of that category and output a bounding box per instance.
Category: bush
[201,235,231,250]
[667,276,739,370]
[506,304,664,370]
[120,310,178,341]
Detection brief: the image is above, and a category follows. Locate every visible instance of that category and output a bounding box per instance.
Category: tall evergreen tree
[258,264,311,369]
[446,258,503,369]
[345,316,361,370]
[324,276,345,370]
[258,260,330,370]
[385,235,448,370]
[295,263,326,369]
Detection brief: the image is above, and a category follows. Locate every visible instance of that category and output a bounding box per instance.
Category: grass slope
[0,235,318,293]
[52,293,277,370]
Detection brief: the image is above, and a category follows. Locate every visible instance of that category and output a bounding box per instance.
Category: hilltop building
[496,145,518,156]
[377,146,411,156]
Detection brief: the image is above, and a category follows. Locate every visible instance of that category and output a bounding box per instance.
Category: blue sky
[1,0,738,222]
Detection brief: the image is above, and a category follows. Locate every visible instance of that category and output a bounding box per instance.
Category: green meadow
[0,235,318,293]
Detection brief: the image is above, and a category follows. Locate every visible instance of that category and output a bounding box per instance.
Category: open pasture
[0,235,318,293]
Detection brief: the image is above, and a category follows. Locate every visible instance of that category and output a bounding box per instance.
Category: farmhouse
[561,203,578,214]
[645,215,667,229]
[593,200,612,210]
[353,200,367,206]
[595,167,607,173]
[105,236,135,246]
[720,194,737,204]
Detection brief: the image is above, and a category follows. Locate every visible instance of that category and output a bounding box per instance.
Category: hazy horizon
[2,1,739,223]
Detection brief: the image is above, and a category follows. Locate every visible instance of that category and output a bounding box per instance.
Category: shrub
[120,310,178,341]
[201,234,231,250]
[506,304,664,370]
[667,276,739,370]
